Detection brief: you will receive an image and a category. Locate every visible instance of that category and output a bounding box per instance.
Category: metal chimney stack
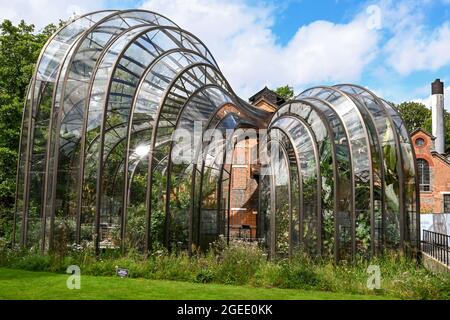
[432,79,445,154]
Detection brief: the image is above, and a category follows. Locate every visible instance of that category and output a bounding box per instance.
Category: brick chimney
[432,79,445,154]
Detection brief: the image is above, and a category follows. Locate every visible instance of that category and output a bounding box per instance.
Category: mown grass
[0,268,392,300]
[0,239,449,300]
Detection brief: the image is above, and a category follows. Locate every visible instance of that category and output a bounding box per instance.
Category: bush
[10,253,51,272]
[149,251,198,282]
[213,240,266,285]
[0,237,9,253]
[278,260,321,289]
[251,262,282,288]
[195,269,215,284]
[1,242,449,300]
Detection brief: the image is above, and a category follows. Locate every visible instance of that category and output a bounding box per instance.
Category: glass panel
[270,130,300,257]
[23,11,116,249]
[145,67,230,249]
[444,195,450,213]
[384,101,418,253]
[15,87,32,247]
[273,139,290,257]
[335,85,400,255]
[259,162,272,255]
[278,101,340,258]
[381,101,407,250]
[299,88,372,261]
[417,159,430,192]
[81,26,151,246]
[47,12,178,248]
[270,118,319,256]
[170,87,233,249]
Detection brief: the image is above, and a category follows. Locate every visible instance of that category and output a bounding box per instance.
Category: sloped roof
[410,128,436,140]
[431,151,450,168]
[248,87,285,107]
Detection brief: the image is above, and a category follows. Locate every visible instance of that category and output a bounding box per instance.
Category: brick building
[228,88,285,239]
[412,79,450,214]
[412,128,450,213]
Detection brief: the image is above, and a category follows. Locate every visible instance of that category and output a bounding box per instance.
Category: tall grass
[0,237,449,300]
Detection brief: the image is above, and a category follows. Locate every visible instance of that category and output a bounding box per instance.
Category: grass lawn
[0,268,394,300]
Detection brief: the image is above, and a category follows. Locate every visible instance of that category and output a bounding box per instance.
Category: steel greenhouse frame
[14,10,420,262]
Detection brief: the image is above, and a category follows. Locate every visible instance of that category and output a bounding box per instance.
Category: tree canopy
[394,101,450,148]
[0,20,56,238]
[394,101,432,134]
[274,85,295,101]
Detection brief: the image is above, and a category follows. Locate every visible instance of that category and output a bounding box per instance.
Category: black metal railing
[422,230,450,266]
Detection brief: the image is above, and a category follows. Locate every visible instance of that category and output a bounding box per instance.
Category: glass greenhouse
[14,10,420,262]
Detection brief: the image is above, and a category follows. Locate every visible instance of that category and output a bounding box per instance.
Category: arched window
[418,159,430,192]
[415,138,425,147]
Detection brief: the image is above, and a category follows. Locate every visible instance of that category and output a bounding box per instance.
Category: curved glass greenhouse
[14,9,420,261]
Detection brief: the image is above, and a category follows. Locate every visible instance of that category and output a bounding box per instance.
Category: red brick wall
[413,130,450,213]
[229,139,259,238]
[228,97,277,238]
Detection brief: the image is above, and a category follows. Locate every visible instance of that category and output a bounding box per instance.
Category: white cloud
[284,18,379,86]
[0,0,381,98]
[141,0,380,98]
[376,0,450,75]
[385,23,450,75]
[0,0,104,29]
[8,0,449,102]
[414,86,450,110]
[412,97,431,108]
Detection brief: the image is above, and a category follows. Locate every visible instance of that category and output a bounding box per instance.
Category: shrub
[10,253,51,272]
[214,240,266,285]
[195,269,215,284]
[149,251,197,282]
[1,242,449,300]
[251,262,282,288]
[277,260,321,289]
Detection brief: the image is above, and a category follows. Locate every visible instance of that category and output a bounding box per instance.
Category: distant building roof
[412,127,450,163]
[411,128,436,140]
[248,87,286,108]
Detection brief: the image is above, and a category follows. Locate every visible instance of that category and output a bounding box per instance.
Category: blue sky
[1,0,450,107]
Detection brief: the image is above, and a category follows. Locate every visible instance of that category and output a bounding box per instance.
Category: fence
[422,230,450,266]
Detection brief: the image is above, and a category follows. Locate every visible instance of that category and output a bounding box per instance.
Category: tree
[443,111,450,150]
[0,20,57,238]
[394,101,432,134]
[274,85,295,101]
[394,101,450,149]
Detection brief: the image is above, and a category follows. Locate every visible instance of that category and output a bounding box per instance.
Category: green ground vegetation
[0,268,393,300]
[1,239,449,300]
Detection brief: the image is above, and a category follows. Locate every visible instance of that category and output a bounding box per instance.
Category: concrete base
[422,252,450,274]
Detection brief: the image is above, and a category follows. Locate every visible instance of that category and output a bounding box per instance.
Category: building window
[444,195,450,213]
[417,158,430,192]
[415,138,425,147]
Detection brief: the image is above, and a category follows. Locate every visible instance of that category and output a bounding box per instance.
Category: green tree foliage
[444,112,450,149]
[0,20,57,238]
[394,101,432,134]
[394,101,450,148]
[274,85,295,101]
